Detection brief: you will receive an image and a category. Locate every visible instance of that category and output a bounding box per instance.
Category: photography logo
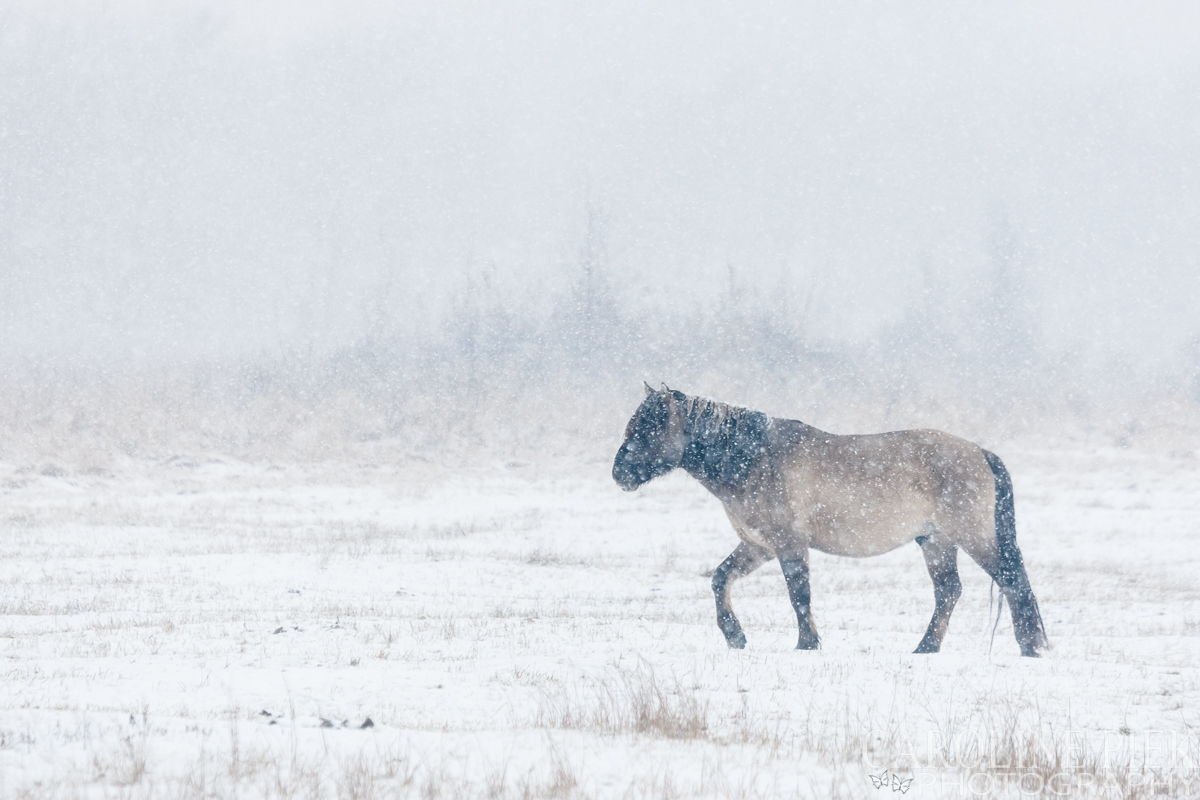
[869,769,913,794]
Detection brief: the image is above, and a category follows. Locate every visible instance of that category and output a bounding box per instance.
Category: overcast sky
[2,1,1198,372]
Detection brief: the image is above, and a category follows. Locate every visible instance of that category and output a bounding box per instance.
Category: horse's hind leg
[914,538,961,654]
[961,541,1047,658]
[963,450,1049,657]
[711,542,773,649]
[1002,564,1047,658]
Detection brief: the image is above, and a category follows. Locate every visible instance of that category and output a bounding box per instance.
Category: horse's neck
[679,396,774,490]
[680,397,827,480]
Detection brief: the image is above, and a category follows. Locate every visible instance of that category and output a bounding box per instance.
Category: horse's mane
[676,393,771,490]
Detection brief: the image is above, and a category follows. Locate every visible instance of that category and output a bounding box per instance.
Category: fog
[2,1,1200,456]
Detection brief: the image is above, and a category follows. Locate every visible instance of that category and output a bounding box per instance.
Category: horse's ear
[643,381,654,397]
[660,382,670,392]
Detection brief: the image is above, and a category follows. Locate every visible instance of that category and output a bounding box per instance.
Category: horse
[612,384,1048,657]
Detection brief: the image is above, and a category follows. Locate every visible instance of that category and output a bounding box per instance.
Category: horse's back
[770,421,995,557]
[773,422,987,482]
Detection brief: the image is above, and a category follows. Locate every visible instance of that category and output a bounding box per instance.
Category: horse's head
[613,383,686,491]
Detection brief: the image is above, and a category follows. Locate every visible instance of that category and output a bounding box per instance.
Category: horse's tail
[982,449,1049,654]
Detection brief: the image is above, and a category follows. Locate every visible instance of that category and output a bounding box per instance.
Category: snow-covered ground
[1,443,1199,798]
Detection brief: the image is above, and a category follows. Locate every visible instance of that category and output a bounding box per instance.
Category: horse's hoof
[795,637,820,651]
[913,642,939,654]
[727,633,747,649]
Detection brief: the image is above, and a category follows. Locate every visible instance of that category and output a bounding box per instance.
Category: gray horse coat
[613,386,1048,657]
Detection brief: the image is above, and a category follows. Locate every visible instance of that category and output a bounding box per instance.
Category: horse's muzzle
[612,444,648,491]
[614,473,642,491]
[612,462,643,491]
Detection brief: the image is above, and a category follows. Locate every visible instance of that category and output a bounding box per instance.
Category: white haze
[2,0,1199,379]
[6,7,1200,797]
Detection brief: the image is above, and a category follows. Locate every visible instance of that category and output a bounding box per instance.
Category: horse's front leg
[778,547,820,650]
[711,542,773,648]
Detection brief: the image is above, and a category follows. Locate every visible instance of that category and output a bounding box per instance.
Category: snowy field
[2,442,1199,798]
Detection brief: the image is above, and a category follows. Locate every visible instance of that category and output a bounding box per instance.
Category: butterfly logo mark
[869,769,914,793]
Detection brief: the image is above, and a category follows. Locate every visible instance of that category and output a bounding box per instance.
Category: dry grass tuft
[535,664,709,741]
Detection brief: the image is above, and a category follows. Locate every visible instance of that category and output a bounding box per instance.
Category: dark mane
[677,393,771,490]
